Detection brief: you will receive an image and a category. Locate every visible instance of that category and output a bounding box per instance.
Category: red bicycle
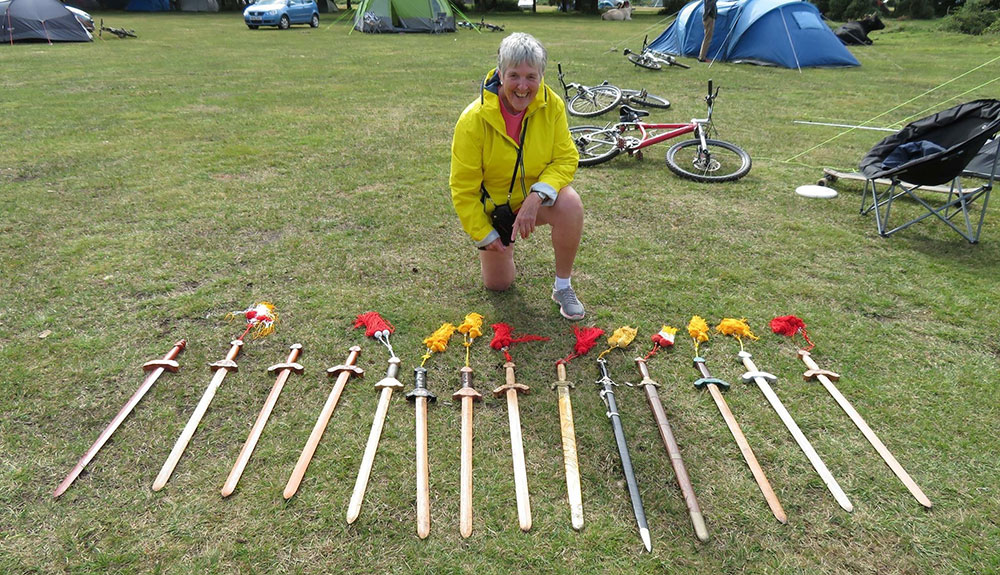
[569,80,751,182]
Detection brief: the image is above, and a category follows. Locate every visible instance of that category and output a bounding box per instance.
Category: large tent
[353,0,455,33]
[649,0,859,69]
[1,0,92,42]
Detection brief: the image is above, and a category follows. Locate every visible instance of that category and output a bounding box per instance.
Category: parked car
[65,6,95,32]
[243,0,319,30]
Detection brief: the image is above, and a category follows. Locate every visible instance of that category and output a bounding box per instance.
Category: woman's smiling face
[499,62,541,114]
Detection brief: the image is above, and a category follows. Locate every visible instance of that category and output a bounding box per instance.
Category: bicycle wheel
[569,126,622,166]
[567,85,623,117]
[621,89,670,110]
[665,139,752,182]
[626,52,662,71]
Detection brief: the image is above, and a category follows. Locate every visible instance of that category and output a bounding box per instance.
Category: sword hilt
[375,357,404,390]
[742,371,776,384]
[633,357,659,389]
[494,361,529,396]
[799,350,840,381]
[407,366,437,402]
[552,362,574,390]
[327,346,364,379]
[209,339,244,372]
[143,339,186,372]
[268,343,304,375]
[692,357,729,390]
[453,367,482,401]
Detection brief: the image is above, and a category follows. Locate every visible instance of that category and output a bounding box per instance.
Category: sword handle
[557,362,567,382]
[504,361,517,386]
[143,339,186,372]
[693,357,712,379]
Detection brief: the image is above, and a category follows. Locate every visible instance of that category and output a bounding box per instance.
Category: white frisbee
[796,184,838,199]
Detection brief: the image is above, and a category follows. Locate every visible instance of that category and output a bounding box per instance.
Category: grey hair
[497,32,547,77]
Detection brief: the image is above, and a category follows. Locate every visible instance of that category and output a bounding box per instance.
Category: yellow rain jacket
[450,68,579,247]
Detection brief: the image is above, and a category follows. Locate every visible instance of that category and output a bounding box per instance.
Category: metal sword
[221,343,303,497]
[406,366,436,539]
[738,350,854,513]
[346,356,403,524]
[54,339,186,498]
[153,339,243,492]
[634,357,708,542]
[452,365,482,538]
[693,356,787,523]
[552,362,584,531]
[799,350,931,508]
[283,345,363,500]
[493,360,532,532]
[596,357,651,552]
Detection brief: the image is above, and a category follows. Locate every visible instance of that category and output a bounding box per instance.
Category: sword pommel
[407,367,437,402]
[144,359,180,373]
[742,371,777,384]
[694,377,730,391]
[210,359,239,372]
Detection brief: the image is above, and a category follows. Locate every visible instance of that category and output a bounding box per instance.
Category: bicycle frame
[612,80,717,153]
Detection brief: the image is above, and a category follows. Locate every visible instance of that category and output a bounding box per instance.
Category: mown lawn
[1,10,999,574]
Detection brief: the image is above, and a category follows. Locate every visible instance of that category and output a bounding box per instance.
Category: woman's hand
[512,193,542,241]
[482,238,509,253]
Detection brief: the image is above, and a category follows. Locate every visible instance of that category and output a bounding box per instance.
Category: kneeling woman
[450,32,586,320]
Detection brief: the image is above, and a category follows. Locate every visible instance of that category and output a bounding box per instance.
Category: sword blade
[54,340,185,498]
[347,385,396,523]
[415,396,430,538]
[598,359,650,552]
[555,383,584,531]
[284,346,361,500]
[153,367,228,491]
[506,389,532,532]
[635,357,707,540]
[459,395,475,538]
[741,353,853,512]
[800,351,931,508]
[695,358,787,523]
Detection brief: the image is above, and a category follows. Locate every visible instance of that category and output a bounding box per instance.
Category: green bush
[844,0,880,18]
[942,0,1000,33]
[657,0,688,14]
[895,0,935,18]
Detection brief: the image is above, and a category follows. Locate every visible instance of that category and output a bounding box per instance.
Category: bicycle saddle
[618,105,650,121]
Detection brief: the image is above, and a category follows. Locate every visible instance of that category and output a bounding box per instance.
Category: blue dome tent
[649,0,859,69]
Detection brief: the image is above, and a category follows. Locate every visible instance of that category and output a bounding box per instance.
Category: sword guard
[694,377,729,391]
[551,380,575,391]
[406,388,437,402]
[635,378,660,389]
[209,359,239,372]
[493,382,530,397]
[268,362,304,375]
[143,359,180,373]
[803,368,840,381]
[452,387,483,401]
[741,371,776,384]
[375,377,404,391]
[327,364,364,378]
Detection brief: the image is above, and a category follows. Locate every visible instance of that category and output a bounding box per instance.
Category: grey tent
[1,0,91,42]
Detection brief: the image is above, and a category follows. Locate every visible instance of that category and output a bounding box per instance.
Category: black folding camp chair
[859,99,1000,243]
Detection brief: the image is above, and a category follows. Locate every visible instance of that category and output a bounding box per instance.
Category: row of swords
[54,334,930,551]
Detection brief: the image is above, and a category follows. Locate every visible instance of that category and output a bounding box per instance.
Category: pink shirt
[499,98,525,143]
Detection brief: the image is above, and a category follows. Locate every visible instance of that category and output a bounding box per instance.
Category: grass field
[2,10,1000,574]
